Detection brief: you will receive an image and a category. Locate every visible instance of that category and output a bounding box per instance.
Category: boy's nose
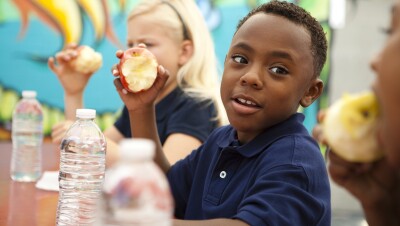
[369,51,381,73]
[239,72,263,89]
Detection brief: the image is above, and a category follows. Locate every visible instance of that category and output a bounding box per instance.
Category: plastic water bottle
[56,109,106,226]
[96,138,173,226]
[10,90,43,182]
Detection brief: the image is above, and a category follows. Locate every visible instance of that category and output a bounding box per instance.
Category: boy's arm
[128,105,171,172]
[113,64,171,173]
[173,219,249,226]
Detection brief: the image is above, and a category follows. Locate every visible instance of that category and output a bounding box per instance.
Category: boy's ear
[178,40,194,66]
[300,78,324,107]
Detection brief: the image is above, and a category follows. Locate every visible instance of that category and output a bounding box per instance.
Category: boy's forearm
[64,92,84,120]
[128,106,171,173]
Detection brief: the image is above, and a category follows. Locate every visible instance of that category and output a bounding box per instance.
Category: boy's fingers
[113,77,124,92]
[116,50,124,58]
[153,65,169,90]
[328,150,364,175]
[113,78,128,95]
[317,109,326,123]
[111,65,120,77]
[158,65,165,75]
[157,65,169,80]
[327,151,354,184]
[312,125,327,145]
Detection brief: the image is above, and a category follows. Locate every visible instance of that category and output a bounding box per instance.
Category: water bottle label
[13,117,43,132]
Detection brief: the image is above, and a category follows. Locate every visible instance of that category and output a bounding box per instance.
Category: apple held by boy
[117,47,158,93]
[323,91,384,162]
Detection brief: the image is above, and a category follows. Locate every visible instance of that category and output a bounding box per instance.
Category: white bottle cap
[22,90,37,98]
[119,138,155,161]
[76,109,96,119]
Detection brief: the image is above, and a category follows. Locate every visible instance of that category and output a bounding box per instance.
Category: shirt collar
[216,113,307,158]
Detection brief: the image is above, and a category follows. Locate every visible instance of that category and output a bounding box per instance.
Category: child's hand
[111,49,124,78]
[328,151,399,211]
[48,43,94,96]
[51,120,74,146]
[112,44,169,111]
[312,110,327,145]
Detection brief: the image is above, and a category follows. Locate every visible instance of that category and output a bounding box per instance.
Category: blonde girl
[49,0,225,165]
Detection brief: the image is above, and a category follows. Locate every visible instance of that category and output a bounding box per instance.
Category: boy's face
[221,13,321,143]
[371,0,400,168]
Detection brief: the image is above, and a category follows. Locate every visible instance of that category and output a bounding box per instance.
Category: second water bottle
[56,109,106,226]
[97,138,174,226]
[10,90,43,182]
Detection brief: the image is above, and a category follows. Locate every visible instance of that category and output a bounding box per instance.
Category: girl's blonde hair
[128,0,227,125]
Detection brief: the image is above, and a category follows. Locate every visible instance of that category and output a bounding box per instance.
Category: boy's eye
[232,55,248,64]
[380,27,393,35]
[270,66,288,75]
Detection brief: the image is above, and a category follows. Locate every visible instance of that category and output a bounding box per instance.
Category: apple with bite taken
[322,91,384,162]
[117,47,158,93]
[70,45,103,74]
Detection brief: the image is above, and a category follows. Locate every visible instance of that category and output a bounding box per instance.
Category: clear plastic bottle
[97,138,173,226]
[56,109,106,226]
[10,90,43,182]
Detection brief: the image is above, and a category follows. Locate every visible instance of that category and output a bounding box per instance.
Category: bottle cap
[119,138,155,161]
[22,90,37,98]
[76,109,96,118]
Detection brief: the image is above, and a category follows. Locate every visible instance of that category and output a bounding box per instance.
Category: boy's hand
[312,110,327,145]
[48,43,94,96]
[328,150,399,215]
[112,44,169,111]
[314,109,398,208]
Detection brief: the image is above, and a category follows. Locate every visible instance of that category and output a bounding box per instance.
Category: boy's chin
[229,120,267,142]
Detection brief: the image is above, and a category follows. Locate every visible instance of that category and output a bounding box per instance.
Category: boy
[113,1,330,225]
[314,0,400,225]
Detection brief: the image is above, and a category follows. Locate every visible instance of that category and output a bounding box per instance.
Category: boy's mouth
[231,96,261,115]
[235,97,259,107]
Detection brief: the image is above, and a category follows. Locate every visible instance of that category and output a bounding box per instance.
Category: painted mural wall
[0,0,331,140]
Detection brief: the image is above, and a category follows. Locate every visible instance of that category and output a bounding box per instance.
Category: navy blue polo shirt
[114,87,218,144]
[167,113,331,226]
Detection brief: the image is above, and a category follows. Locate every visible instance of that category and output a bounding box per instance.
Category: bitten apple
[117,47,158,93]
[70,45,103,74]
[322,91,384,162]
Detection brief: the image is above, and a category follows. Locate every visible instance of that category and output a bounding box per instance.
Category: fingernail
[122,89,128,94]
[159,65,165,74]
[112,69,118,75]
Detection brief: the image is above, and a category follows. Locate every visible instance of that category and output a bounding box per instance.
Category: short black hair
[236,0,327,77]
